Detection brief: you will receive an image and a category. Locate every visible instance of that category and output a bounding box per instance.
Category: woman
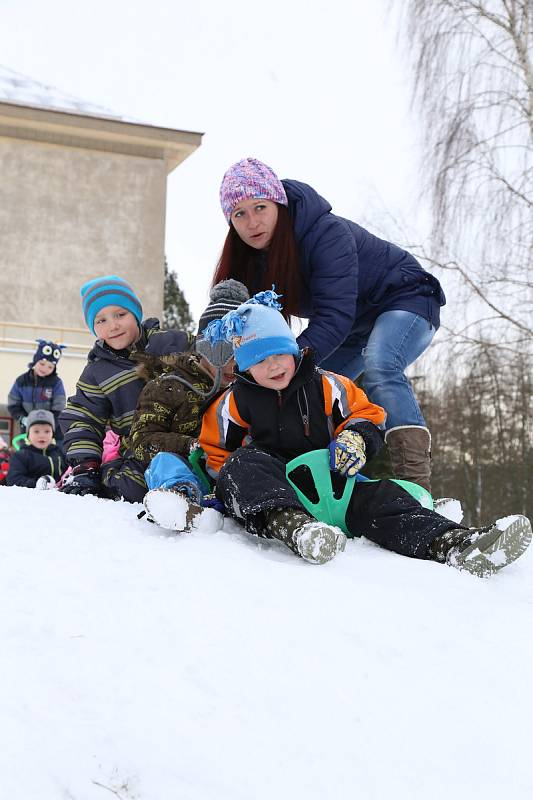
[212,157,446,491]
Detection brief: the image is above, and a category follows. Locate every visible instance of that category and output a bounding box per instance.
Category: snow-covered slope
[1,486,532,800]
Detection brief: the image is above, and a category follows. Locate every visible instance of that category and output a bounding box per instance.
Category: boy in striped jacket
[59,275,190,502]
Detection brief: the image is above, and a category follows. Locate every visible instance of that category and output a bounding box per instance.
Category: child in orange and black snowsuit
[197,289,531,576]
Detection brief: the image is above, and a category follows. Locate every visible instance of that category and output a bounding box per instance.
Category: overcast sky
[0,0,425,322]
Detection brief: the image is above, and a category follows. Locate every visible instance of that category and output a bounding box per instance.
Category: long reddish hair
[211,205,301,320]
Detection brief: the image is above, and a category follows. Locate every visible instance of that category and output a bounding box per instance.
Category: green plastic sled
[188,446,212,495]
[12,433,27,451]
[286,448,433,538]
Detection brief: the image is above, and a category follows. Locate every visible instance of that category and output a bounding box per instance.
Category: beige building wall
[0,136,167,328]
[0,96,202,442]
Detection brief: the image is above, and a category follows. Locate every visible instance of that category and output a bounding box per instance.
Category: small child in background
[197,289,532,575]
[59,275,191,501]
[8,339,66,444]
[6,410,66,489]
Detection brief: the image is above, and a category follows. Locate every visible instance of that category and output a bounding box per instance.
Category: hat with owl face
[29,339,65,369]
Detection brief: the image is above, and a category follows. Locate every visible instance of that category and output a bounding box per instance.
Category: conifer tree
[163,260,195,333]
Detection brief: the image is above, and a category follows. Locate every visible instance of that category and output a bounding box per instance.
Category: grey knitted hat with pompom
[196,279,250,335]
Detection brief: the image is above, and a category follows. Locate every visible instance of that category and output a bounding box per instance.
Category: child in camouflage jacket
[128,280,249,485]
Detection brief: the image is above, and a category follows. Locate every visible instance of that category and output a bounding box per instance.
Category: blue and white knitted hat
[203,287,300,372]
[81,275,143,334]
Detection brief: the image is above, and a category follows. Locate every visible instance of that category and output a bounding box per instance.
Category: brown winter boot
[385,425,432,492]
[427,515,532,578]
[266,508,347,565]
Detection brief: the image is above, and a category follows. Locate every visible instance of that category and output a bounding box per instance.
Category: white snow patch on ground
[487,548,508,566]
[434,497,464,524]
[496,514,521,530]
[1,485,532,799]
[143,489,222,533]
[191,506,223,533]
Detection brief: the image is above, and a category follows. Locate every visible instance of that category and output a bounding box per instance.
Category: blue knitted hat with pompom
[203,287,300,371]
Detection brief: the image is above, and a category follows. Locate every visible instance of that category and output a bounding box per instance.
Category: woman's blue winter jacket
[282,180,446,364]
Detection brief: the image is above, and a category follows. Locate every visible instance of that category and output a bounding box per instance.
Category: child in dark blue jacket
[6,410,66,489]
[8,339,66,444]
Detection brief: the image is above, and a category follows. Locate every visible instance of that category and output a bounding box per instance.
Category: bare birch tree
[402,0,533,348]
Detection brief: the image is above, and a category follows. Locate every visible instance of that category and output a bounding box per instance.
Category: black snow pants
[216,446,463,559]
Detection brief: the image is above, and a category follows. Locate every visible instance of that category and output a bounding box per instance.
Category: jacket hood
[134,351,204,383]
[282,179,332,242]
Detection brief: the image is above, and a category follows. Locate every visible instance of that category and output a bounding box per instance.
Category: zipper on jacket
[42,449,57,479]
[297,388,311,437]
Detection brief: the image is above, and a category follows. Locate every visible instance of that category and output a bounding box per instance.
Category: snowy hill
[1,486,532,800]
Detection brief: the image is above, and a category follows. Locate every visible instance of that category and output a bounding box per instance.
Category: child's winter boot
[266,508,346,565]
[428,515,532,577]
[143,487,222,533]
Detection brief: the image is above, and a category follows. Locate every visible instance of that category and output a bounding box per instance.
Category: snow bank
[1,486,532,799]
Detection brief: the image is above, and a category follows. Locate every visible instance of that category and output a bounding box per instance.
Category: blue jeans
[320,311,436,430]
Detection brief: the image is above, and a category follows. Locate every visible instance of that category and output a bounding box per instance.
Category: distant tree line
[163,259,195,334]
[403,0,532,352]
[420,349,531,523]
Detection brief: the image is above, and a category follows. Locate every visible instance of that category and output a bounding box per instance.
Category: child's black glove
[60,461,105,497]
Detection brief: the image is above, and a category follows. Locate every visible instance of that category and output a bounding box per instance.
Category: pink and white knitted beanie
[219,157,288,223]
